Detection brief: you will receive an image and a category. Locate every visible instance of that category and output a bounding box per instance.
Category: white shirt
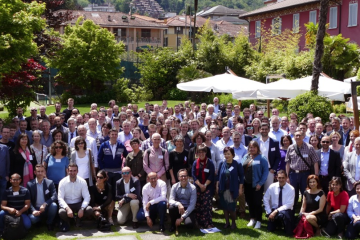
[216,138,234,160]
[109,142,117,159]
[206,112,218,120]
[260,137,270,168]
[142,179,167,217]
[124,180,130,194]
[118,131,133,145]
[70,136,98,167]
[75,150,90,179]
[355,153,360,181]
[58,176,90,209]
[263,182,295,214]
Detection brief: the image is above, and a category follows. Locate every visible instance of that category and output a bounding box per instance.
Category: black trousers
[169,205,195,228]
[244,182,264,222]
[267,209,294,235]
[324,212,348,235]
[319,175,331,195]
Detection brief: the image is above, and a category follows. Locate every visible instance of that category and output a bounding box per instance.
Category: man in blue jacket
[98,128,128,225]
[27,164,58,230]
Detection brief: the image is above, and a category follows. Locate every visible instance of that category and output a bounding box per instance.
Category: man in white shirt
[216,127,234,160]
[213,97,220,114]
[118,120,133,145]
[206,104,218,120]
[136,172,167,232]
[263,170,295,235]
[58,164,92,232]
[269,116,285,144]
[306,118,316,137]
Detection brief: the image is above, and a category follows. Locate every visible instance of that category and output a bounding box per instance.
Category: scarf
[195,157,207,184]
[350,143,353,152]
[19,147,34,187]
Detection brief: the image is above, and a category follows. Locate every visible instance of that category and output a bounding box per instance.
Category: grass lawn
[22,207,326,240]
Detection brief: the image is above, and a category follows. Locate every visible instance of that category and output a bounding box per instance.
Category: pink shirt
[143,147,169,177]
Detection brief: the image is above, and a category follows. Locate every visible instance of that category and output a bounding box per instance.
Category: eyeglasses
[96,176,104,179]
[321,141,330,144]
[179,175,188,178]
[55,146,62,149]
[122,172,130,175]
[139,110,144,112]
[247,127,253,130]
[31,109,37,112]
[11,179,21,181]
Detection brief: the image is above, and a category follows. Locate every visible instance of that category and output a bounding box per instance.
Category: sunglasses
[321,141,330,144]
[122,172,130,175]
[96,176,104,179]
[139,110,144,112]
[31,109,37,111]
[247,127,253,130]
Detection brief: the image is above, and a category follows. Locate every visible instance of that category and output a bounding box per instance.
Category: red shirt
[327,191,349,211]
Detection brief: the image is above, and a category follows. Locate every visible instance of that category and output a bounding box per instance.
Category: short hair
[173,134,184,144]
[151,133,161,139]
[109,127,119,134]
[130,138,140,145]
[332,117,341,124]
[35,164,45,170]
[197,143,208,153]
[74,136,87,150]
[67,117,77,124]
[280,135,293,147]
[191,131,206,143]
[68,163,78,169]
[354,181,360,190]
[306,175,321,190]
[50,140,67,156]
[260,122,270,129]
[350,130,360,138]
[223,147,235,158]
[277,170,287,177]
[177,168,188,178]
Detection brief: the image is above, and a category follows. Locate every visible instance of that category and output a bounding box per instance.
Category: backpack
[146,148,169,179]
[3,215,28,240]
[97,215,111,232]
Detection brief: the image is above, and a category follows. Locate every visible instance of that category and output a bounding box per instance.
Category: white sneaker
[247,219,255,227]
[254,221,261,229]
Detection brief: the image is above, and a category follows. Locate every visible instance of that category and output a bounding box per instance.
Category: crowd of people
[0,97,360,238]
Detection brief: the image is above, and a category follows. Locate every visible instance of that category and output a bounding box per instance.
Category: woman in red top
[321,177,349,238]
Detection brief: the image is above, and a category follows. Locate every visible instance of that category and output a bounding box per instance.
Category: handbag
[293,215,314,239]
[294,145,315,175]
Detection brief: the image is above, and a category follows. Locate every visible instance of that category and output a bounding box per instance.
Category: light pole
[176,26,181,51]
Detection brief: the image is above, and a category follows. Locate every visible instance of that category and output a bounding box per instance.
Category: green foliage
[60,89,117,105]
[176,64,212,83]
[333,104,346,114]
[288,92,333,122]
[165,88,188,100]
[271,99,289,113]
[113,78,153,103]
[45,17,125,93]
[0,0,46,77]
[77,0,90,8]
[113,0,131,13]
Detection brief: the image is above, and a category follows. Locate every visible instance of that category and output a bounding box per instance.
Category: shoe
[337,233,343,239]
[169,226,175,232]
[47,224,54,231]
[159,224,165,232]
[321,228,330,238]
[132,221,139,229]
[108,217,114,226]
[247,219,255,227]
[254,221,261,229]
[75,217,82,227]
[231,223,237,230]
[223,223,230,229]
[60,220,70,232]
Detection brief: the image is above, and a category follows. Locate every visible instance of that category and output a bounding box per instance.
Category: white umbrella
[176,73,265,96]
[344,77,357,83]
[236,76,350,101]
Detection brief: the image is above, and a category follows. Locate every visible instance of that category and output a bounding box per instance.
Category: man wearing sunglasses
[316,136,341,195]
[115,167,141,229]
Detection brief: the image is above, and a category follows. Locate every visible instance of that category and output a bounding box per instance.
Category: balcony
[116,36,161,43]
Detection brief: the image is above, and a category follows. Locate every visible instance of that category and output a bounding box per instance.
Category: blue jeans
[136,201,167,225]
[0,210,31,231]
[0,178,7,202]
[289,170,310,213]
[29,202,58,225]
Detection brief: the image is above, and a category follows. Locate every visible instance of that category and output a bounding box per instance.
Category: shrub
[288,92,333,122]
[165,88,188,100]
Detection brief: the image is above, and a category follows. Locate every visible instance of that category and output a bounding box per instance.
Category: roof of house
[60,10,167,28]
[239,0,319,18]
[197,5,246,17]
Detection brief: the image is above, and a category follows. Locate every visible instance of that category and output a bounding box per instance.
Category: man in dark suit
[317,136,342,195]
[66,117,78,145]
[50,116,69,142]
[235,123,252,147]
[115,166,142,229]
[25,107,41,131]
[338,117,351,147]
[27,164,58,230]
[254,123,281,192]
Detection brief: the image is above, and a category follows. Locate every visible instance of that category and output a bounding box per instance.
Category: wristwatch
[81,207,84,211]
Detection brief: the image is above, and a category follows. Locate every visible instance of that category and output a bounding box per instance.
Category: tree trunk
[311,0,330,92]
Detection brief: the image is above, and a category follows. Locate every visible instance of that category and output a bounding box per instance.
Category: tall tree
[311,0,330,92]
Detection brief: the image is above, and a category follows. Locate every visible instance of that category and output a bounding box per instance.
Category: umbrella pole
[238,100,242,109]
[351,81,360,130]
[267,100,270,118]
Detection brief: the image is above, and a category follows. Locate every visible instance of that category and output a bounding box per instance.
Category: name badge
[228,166,234,172]
[130,187,135,192]
[184,156,187,162]
[181,189,185,194]
[253,160,260,165]
[45,189,49,194]
[303,154,309,158]
[271,148,275,151]
[29,155,33,160]
[158,155,163,159]
[13,192,19,196]
[315,195,320,202]
[56,159,61,163]
[116,149,124,155]
[204,168,209,173]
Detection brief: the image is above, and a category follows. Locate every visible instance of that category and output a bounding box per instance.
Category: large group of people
[0,97,360,238]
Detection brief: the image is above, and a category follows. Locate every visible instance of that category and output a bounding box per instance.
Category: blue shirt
[35,178,45,208]
[320,148,330,176]
[211,137,219,145]
[44,156,70,184]
[0,144,10,178]
[231,144,247,164]
[348,194,360,219]
[269,128,285,146]
[40,133,53,148]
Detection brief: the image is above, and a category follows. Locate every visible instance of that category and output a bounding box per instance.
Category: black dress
[304,190,327,227]
[89,183,112,212]
[169,150,189,183]
[11,150,37,179]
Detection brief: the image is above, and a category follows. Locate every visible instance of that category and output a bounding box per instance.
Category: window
[164,37,168,47]
[164,29,168,35]
[349,3,358,27]
[141,29,151,38]
[116,28,127,37]
[272,17,282,35]
[309,10,317,24]
[293,13,300,33]
[255,20,261,38]
[329,7,338,29]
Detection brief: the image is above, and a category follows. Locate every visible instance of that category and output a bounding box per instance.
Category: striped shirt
[3,186,30,210]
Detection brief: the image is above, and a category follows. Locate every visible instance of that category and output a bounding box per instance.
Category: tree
[311,0,330,92]
[45,17,125,93]
[0,59,46,117]
[0,0,45,77]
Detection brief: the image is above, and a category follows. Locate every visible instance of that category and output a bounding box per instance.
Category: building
[164,15,247,50]
[58,11,167,52]
[131,0,164,18]
[240,0,360,50]
[83,4,116,12]
[197,5,248,25]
